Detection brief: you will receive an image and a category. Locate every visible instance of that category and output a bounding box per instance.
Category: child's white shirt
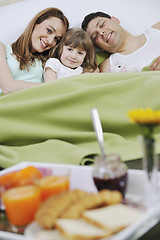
[44,58,83,79]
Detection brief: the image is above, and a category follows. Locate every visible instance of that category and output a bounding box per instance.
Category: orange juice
[2,185,41,226]
[37,175,70,201]
[0,166,42,189]
[13,166,43,186]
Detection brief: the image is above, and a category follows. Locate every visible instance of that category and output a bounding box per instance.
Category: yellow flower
[128,108,160,124]
[128,108,159,189]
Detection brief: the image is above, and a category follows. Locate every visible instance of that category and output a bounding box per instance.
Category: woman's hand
[150,56,160,71]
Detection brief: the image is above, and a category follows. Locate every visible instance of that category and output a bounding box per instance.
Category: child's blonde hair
[49,28,97,72]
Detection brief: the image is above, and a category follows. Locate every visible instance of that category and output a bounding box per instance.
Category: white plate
[0,232,24,240]
[24,206,160,240]
[24,222,66,240]
[0,162,160,240]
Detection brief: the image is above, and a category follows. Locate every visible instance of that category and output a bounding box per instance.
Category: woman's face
[31,17,66,53]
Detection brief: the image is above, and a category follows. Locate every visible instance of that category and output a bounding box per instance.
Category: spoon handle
[91,108,107,161]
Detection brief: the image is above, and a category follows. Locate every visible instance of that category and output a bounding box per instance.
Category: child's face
[60,45,86,69]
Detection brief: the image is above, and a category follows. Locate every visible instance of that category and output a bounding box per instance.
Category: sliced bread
[36,229,66,240]
[83,203,144,232]
[56,218,112,240]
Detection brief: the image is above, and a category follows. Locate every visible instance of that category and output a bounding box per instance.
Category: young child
[44,28,98,82]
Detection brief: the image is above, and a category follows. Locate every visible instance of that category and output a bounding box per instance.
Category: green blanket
[0,71,160,169]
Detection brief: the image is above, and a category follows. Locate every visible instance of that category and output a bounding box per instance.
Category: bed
[0,0,160,169]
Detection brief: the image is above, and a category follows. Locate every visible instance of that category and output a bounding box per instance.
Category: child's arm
[83,67,100,74]
[44,67,57,82]
[93,67,100,73]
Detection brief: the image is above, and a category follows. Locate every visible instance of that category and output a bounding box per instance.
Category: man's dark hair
[81,12,111,31]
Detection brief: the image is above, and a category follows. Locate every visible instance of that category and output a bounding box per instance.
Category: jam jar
[93,154,128,197]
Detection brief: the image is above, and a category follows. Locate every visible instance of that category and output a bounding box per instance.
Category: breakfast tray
[0,162,160,240]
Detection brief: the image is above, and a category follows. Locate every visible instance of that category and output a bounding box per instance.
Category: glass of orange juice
[37,168,70,201]
[2,185,41,232]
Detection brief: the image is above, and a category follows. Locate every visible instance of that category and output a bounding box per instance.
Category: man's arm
[151,21,160,30]
[150,56,160,71]
[99,57,111,72]
[149,22,160,71]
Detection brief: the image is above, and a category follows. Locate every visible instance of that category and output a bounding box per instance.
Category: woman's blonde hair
[50,28,97,72]
[12,7,69,70]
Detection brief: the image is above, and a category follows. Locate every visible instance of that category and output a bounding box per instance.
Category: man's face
[86,16,122,53]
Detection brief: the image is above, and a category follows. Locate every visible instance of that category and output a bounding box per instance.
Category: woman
[0,7,69,95]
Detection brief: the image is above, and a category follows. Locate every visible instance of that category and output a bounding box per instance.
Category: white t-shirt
[44,58,83,79]
[110,27,160,72]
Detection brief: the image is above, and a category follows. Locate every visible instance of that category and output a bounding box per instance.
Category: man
[81,12,160,72]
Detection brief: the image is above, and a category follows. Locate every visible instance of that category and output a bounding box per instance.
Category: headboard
[0,0,160,44]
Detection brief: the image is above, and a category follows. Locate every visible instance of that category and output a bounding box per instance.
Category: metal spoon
[91,108,107,162]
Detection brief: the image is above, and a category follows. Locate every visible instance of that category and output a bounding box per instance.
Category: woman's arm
[0,42,40,95]
[44,67,57,82]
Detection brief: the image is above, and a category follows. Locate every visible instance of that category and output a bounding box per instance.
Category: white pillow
[0,0,160,44]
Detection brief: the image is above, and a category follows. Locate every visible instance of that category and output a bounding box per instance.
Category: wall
[0,0,23,7]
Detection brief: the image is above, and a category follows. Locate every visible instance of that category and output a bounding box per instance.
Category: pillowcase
[142,58,156,71]
[96,51,110,66]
